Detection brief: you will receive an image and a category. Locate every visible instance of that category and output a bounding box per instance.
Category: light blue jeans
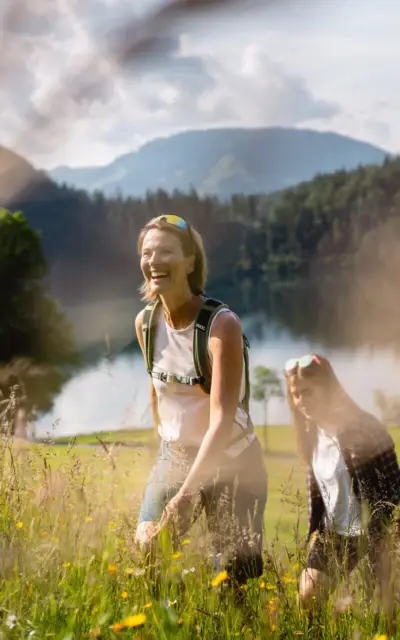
[138,437,268,584]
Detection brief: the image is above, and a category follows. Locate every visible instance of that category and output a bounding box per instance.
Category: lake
[34,294,400,438]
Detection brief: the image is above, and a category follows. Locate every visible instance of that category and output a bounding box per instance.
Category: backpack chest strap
[148,370,204,386]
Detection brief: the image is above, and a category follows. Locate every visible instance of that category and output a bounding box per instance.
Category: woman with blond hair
[284,354,400,607]
[133,214,267,587]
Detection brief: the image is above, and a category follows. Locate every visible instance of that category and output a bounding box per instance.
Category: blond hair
[137,218,207,302]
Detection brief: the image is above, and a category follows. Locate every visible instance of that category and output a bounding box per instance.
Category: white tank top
[312,426,362,536]
[151,308,255,458]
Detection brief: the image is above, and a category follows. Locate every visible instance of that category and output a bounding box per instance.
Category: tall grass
[0,432,399,638]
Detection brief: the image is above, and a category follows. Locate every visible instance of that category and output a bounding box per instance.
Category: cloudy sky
[1,0,399,169]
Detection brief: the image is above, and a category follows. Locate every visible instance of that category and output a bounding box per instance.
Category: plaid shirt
[306,409,400,573]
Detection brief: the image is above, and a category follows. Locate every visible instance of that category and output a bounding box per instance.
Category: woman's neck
[161,293,203,330]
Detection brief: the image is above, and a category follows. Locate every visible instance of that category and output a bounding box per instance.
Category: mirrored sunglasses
[284,353,322,375]
[151,214,189,230]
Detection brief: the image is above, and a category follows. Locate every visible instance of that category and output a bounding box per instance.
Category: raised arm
[135,310,160,438]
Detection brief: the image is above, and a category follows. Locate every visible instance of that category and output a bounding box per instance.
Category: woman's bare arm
[178,310,244,495]
[135,310,160,437]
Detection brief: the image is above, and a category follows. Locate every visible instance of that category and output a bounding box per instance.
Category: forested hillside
[2,146,400,352]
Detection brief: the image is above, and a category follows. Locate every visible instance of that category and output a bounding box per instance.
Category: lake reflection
[35,305,400,438]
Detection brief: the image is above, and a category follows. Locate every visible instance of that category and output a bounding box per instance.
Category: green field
[35,424,400,543]
[1,427,399,638]
[32,426,307,543]
[44,423,400,454]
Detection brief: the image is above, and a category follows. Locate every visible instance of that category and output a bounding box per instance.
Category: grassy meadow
[0,425,399,638]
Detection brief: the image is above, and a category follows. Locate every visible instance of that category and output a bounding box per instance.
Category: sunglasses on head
[284,354,322,375]
[151,214,189,230]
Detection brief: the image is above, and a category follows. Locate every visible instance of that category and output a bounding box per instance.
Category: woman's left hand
[160,490,193,534]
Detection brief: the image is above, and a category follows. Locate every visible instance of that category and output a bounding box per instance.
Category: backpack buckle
[160,372,174,383]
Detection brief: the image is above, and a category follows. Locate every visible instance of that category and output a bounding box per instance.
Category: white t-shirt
[312,426,362,536]
[151,308,255,458]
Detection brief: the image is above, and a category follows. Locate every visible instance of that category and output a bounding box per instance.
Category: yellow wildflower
[121,591,128,599]
[267,596,279,611]
[108,563,118,576]
[211,570,229,587]
[143,602,152,609]
[283,576,296,585]
[171,552,182,559]
[112,622,123,632]
[182,539,191,545]
[125,567,134,576]
[62,561,71,568]
[121,613,146,628]
[373,636,388,640]
[16,522,23,529]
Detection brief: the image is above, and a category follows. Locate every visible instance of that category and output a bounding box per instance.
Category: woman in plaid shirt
[284,354,400,608]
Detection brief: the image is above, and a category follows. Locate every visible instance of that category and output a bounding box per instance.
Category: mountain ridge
[47,126,390,199]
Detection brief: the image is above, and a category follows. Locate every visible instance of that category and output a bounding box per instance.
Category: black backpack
[141,296,251,413]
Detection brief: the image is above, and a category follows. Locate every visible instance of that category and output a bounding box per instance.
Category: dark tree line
[7,155,400,311]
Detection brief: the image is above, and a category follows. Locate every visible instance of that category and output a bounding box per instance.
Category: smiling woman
[133,213,268,589]
[138,214,206,303]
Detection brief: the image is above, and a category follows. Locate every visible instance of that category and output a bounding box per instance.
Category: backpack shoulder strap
[193,297,251,412]
[141,299,160,373]
[193,297,228,394]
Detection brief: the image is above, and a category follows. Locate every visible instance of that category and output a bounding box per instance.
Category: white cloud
[226,0,400,152]
[0,0,399,168]
[206,45,339,126]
